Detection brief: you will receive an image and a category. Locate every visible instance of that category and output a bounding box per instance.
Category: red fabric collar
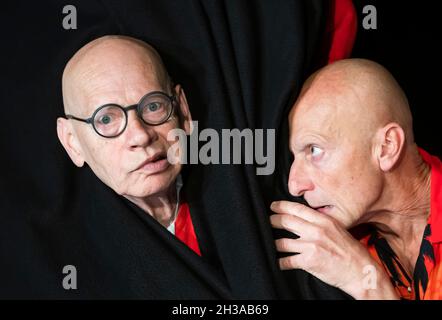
[419,148,442,243]
[175,202,201,256]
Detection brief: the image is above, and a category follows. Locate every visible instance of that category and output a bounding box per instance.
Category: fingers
[275,238,308,253]
[278,253,304,270]
[271,200,329,225]
[270,213,311,236]
[275,238,310,270]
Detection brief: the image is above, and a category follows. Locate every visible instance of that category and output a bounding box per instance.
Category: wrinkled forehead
[65,54,164,117]
[289,96,341,148]
[288,80,369,147]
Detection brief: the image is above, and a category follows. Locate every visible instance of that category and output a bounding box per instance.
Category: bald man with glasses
[56,35,200,253]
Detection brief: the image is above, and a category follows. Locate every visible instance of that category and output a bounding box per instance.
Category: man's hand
[270,200,399,299]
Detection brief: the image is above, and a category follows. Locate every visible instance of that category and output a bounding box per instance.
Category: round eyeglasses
[65,91,177,138]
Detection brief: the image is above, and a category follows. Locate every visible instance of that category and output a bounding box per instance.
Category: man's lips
[134,153,170,174]
[312,205,334,214]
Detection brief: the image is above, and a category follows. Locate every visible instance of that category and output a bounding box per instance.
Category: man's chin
[127,170,179,198]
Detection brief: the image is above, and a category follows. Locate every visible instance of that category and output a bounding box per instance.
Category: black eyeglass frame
[65,91,177,138]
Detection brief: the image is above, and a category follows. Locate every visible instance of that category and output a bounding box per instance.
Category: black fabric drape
[0,0,349,299]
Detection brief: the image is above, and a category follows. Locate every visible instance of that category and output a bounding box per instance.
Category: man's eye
[99,114,113,124]
[310,146,323,157]
[147,102,162,112]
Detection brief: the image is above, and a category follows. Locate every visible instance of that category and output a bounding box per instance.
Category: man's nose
[125,111,157,148]
[288,159,314,197]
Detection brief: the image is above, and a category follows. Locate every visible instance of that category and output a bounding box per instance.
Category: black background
[352,0,441,157]
[0,0,440,299]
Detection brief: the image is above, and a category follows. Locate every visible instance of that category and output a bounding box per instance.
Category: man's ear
[56,117,85,167]
[375,122,406,172]
[174,84,193,135]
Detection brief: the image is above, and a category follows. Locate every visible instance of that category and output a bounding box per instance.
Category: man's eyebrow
[292,144,308,154]
[291,136,309,151]
[290,144,306,156]
[297,132,328,147]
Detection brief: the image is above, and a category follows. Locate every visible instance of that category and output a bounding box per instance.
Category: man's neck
[364,149,431,274]
[124,184,178,228]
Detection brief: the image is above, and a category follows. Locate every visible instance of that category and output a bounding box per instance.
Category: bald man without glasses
[57,35,201,254]
[270,59,442,299]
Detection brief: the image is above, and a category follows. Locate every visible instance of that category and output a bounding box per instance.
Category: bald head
[62,35,172,115]
[56,35,193,208]
[292,58,414,144]
[287,59,423,228]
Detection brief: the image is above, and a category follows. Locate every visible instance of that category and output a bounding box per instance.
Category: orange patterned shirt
[359,149,442,300]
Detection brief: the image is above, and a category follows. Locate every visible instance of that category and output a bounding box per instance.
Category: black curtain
[1,0,351,299]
